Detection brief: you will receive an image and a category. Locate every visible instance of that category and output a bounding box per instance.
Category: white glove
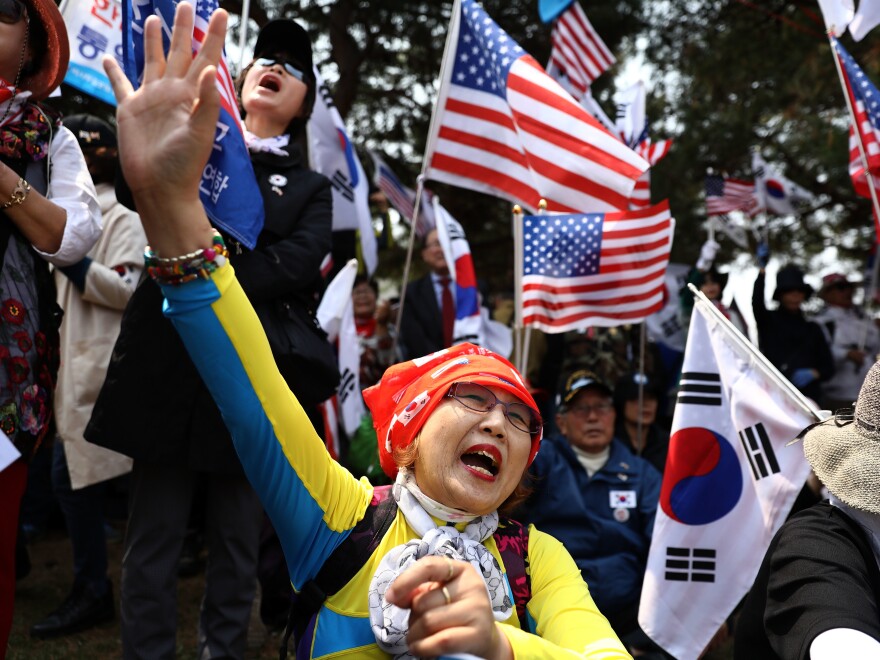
[696,239,720,271]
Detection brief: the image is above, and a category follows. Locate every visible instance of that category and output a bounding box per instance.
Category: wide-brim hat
[253,19,314,81]
[23,0,69,101]
[772,264,813,302]
[799,360,880,515]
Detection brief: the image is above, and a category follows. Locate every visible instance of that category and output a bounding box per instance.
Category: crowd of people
[3,1,880,659]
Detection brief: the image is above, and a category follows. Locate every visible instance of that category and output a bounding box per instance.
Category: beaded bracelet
[144,230,229,285]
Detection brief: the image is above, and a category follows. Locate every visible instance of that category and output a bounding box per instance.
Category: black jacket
[399,274,444,360]
[752,272,834,403]
[85,146,332,473]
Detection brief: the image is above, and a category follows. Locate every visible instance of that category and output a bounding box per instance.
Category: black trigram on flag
[331,170,356,202]
[677,372,722,406]
[738,422,780,480]
[665,547,716,583]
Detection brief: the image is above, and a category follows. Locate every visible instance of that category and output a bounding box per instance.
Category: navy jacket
[519,435,661,616]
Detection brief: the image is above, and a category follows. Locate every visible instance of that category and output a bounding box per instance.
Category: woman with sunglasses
[82,15,335,660]
[101,6,630,659]
[0,0,101,650]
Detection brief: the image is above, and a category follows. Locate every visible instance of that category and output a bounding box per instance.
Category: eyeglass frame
[446,381,542,436]
[0,0,27,25]
[253,57,305,82]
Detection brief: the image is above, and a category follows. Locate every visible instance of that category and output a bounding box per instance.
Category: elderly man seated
[518,370,662,649]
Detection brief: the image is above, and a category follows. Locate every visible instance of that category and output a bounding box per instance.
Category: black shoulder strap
[279,485,397,660]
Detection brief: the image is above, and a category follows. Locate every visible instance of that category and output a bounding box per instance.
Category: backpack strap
[494,517,532,632]
[279,485,397,660]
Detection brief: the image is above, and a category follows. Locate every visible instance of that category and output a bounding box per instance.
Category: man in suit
[399,229,455,359]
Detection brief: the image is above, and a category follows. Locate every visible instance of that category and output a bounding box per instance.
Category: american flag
[546,1,615,101]
[121,0,264,248]
[705,175,760,216]
[368,150,436,238]
[630,138,672,210]
[424,0,647,214]
[832,37,880,203]
[521,200,674,332]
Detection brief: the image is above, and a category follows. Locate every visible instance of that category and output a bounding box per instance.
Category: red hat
[363,343,543,478]
[23,0,70,101]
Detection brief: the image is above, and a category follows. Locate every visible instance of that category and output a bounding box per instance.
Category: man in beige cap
[734,361,880,659]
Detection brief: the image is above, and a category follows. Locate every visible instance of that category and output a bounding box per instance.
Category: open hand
[385,556,513,660]
[102,4,227,254]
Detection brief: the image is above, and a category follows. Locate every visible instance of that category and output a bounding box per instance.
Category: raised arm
[102,5,371,587]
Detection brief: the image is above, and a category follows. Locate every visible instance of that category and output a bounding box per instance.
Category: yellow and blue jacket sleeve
[159,264,373,590]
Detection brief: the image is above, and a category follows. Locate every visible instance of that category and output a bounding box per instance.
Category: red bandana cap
[363,343,543,478]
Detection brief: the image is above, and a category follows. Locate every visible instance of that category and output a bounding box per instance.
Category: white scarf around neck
[244,129,289,156]
[368,468,512,659]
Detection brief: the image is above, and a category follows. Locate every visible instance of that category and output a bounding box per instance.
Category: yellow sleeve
[499,527,632,659]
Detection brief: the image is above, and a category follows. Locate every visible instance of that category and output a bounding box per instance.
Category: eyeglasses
[447,382,541,435]
[0,0,27,24]
[566,402,614,418]
[254,57,305,81]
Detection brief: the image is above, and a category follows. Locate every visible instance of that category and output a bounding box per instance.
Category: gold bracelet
[1,178,31,210]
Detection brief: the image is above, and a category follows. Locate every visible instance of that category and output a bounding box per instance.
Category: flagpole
[828,32,880,241]
[688,284,824,421]
[236,0,251,72]
[392,176,429,354]
[636,323,646,456]
[513,204,524,371]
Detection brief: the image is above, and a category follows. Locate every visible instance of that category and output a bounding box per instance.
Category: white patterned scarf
[368,469,513,659]
[243,129,289,156]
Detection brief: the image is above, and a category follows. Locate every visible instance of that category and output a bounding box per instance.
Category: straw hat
[800,360,880,514]
[22,0,69,100]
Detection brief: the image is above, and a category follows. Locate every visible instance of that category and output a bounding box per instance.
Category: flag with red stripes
[546,1,615,100]
[368,151,436,238]
[521,200,674,332]
[832,37,880,214]
[121,0,264,248]
[424,0,647,214]
[705,176,760,216]
[629,138,672,210]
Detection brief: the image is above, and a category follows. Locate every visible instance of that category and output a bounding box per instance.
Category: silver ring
[441,585,452,606]
[444,557,455,582]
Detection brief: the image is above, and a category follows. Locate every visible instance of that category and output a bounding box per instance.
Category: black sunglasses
[253,57,305,82]
[0,0,26,24]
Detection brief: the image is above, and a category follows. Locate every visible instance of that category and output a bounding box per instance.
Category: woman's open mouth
[258,74,280,92]
[460,444,502,481]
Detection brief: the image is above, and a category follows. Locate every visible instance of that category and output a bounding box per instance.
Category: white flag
[60,0,123,105]
[308,70,377,275]
[316,259,363,436]
[817,0,855,36]
[645,262,690,353]
[615,80,647,148]
[638,295,821,659]
[432,199,512,356]
[752,151,816,216]
[850,0,880,40]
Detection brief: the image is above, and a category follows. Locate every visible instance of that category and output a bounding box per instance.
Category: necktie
[440,276,454,347]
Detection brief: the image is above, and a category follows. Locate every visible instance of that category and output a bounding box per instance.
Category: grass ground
[8,529,279,659]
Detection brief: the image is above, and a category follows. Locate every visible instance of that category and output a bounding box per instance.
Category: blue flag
[121,0,264,248]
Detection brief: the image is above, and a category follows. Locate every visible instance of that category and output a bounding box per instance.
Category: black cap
[560,370,613,407]
[613,371,662,407]
[63,114,116,149]
[253,20,314,80]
